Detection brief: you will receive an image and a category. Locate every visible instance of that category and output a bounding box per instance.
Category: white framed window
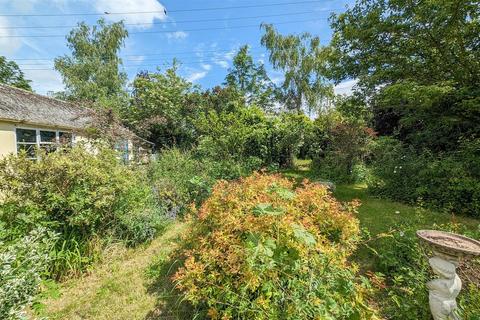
[16,128,37,159]
[16,127,75,160]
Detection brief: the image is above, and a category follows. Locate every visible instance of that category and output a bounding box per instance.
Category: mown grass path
[281,160,478,235]
[38,222,187,320]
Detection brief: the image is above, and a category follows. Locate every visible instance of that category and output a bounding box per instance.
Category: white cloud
[24,69,64,95]
[213,60,229,68]
[271,76,284,85]
[92,0,167,28]
[334,79,358,96]
[184,63,211,83]
[165,31,188,40]
[186,71,207,83]
[212,48,236,69]
[201,64,212,71]
[0,17,22,56]
[128,55,146,65]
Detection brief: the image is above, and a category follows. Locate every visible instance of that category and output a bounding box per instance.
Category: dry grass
[38,221,188,320]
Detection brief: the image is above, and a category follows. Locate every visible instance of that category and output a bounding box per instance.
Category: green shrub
[311,115,375,183]
[459,284,480,319]
[149,148,216,217]
[369,228,431,319]
[0,228,57,320]
[0,145,164,278]
[173,173,378,319]
[368,137,480,217]
[195,106,311,168]
[149,149,264,218]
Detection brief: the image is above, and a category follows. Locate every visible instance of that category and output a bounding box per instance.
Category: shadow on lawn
[144,236,200,320]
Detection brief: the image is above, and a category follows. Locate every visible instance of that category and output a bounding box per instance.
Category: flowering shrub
[0,228,57,320]
[0,145,164,278]
[173,173,378,319]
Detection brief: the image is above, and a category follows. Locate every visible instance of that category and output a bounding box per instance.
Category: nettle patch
[173,173,379,320]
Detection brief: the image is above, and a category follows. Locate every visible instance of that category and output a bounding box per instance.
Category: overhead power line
[12,47,264,61]
[0,11,328,29]
[0,18,320,38]
[18,52,279,71]
[0,1,332,17]
[14,50,268,66]
[21,61,229,71]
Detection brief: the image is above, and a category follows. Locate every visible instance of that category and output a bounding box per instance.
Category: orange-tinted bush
[173,173,378,319]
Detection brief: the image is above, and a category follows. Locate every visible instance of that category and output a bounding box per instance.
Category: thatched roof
[0,83,90,129]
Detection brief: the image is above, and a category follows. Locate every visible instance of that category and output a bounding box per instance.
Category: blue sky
[0,0,356,95]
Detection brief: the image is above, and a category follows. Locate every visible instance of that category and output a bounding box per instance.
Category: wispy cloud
[334,79,358,96]
[185,63,211,83]
[0,17,22,55]
[92,0,167,28]
[201,64,212,71]
[212,48,237,69]
[128,55,146,65]
[166,31,188,40]
[214,60,229,68]
[186,71,207,82]
[24,69,64,94]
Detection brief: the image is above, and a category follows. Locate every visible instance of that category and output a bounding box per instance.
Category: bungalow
[0,83,151,161]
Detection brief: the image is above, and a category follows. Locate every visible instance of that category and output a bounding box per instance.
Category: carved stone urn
[417,230,480,320]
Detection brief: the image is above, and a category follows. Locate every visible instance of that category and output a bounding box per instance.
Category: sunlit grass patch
[36,221,187,320]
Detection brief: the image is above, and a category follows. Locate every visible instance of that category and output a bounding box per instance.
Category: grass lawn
[282,159,479,271]
[37,160,479,319]
[36,222,189,320]
[282,159,479,235]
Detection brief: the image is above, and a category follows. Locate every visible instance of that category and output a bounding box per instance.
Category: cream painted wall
[0,121,16,158]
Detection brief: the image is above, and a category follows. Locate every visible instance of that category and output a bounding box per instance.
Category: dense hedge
[368,137,480,217]
[173,173,378,319]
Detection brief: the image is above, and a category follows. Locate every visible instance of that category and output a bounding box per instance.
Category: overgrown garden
[1,0,479,319]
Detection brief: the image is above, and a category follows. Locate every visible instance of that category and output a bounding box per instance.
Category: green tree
[125,62,197,149]
[0,56,32,91]
[199,85,247,114]
[330,0,480,89]
[54,19,128,108]
[225,45,276,111]
[329,0,480,151]
[261,24,333,115]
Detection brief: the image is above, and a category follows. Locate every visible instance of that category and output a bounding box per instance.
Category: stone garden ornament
[417,230,480,320]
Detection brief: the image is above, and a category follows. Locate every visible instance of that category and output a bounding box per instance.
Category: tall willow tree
[54,19,128,110]
[261,24,333,115]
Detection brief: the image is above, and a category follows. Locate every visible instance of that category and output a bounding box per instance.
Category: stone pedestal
[416,230,480,320]
[426,256,461,320]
